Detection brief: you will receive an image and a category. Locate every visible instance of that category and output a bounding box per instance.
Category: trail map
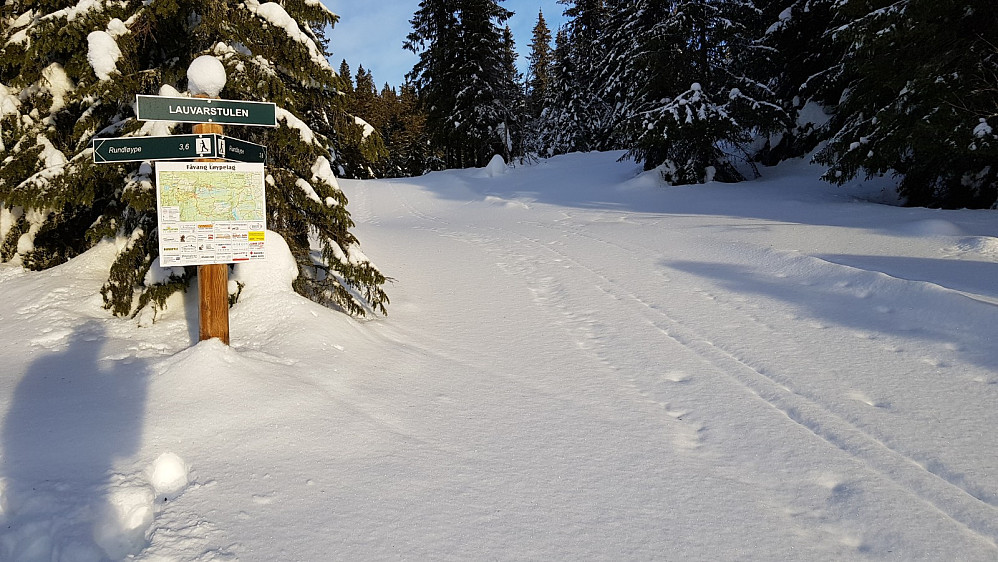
[156,161,266,266]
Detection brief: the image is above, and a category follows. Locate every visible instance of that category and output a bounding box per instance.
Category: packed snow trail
[342,152,998,559]
[0,151,996,560]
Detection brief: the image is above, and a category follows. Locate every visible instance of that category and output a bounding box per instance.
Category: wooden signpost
[93,84,276,346]
[192,104,229,344]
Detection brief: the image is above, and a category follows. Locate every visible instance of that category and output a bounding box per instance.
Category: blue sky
[322,0,568,88]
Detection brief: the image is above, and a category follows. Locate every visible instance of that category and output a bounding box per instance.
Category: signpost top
[135,95,277,127]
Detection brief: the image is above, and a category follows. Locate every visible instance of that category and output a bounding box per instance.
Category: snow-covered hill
[1,152,995,560]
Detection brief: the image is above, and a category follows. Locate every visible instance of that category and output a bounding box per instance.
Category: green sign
[93,134,267,164]
[93,135,218,163]
[135,95,277,127]
[216,135,267,163]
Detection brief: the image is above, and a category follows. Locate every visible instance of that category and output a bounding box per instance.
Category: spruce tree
[522,10,554,156]
[525,10,553,119]
[816,0,998,208]
[354,65,378,119]
[377,83,436,177]
[618,0,787,184]
[406,0,521,168]
[0,0,388,317]
[539,0,612,154]
[369,85,407,177]
[756,0,844,163]
[331,62,388,180]
[595,0,651,151]
[354,79,434,179]
[536,28,579,155]
[496,24,525,162]
[339,60,355,95]
[405,0,461,166]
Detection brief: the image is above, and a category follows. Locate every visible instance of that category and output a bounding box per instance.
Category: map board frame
[155,161,267,267]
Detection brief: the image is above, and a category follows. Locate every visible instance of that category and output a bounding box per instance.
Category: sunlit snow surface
[0,152,996,560]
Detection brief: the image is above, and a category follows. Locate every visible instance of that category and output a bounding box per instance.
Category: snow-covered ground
[0,151,996,560]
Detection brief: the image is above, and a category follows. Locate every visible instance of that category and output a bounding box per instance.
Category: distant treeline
[344,0,997,209]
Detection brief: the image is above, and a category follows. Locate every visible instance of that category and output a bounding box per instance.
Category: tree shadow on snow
[664,258,998,373]
[1,320,152,560]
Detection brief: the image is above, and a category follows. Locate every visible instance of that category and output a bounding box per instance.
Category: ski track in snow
[2,152,997,560]
[510,220,998,527]
[543,224,992,542]
[354,159,998,556]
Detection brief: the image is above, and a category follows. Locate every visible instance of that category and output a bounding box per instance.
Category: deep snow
[0,151,996,560]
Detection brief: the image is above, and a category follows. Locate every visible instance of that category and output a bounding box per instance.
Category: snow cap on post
[187,55,227,97]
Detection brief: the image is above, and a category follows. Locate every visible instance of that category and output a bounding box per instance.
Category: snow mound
[484,195,530,209]
[144,257,185,286]
[897,219,964,237]
[94,484,155,559]
[621,166,669,190]
[146,453,190,499]
[187,55,227,97]
[230,230,298,298]
[797,100,832,128]
[482,154,507,177]
[955,236,998,257]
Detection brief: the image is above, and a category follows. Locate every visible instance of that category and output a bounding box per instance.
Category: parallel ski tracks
[379,184,998,548]
[513,220,998,548]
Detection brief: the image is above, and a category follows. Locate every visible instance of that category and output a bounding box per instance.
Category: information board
[155,161,267,266]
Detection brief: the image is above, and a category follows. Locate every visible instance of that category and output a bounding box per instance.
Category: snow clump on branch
[86,31,121,80]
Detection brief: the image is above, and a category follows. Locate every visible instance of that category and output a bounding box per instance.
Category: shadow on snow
[1,320,151,560]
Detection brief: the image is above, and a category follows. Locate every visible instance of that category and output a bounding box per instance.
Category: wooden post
[193,98,229,345]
